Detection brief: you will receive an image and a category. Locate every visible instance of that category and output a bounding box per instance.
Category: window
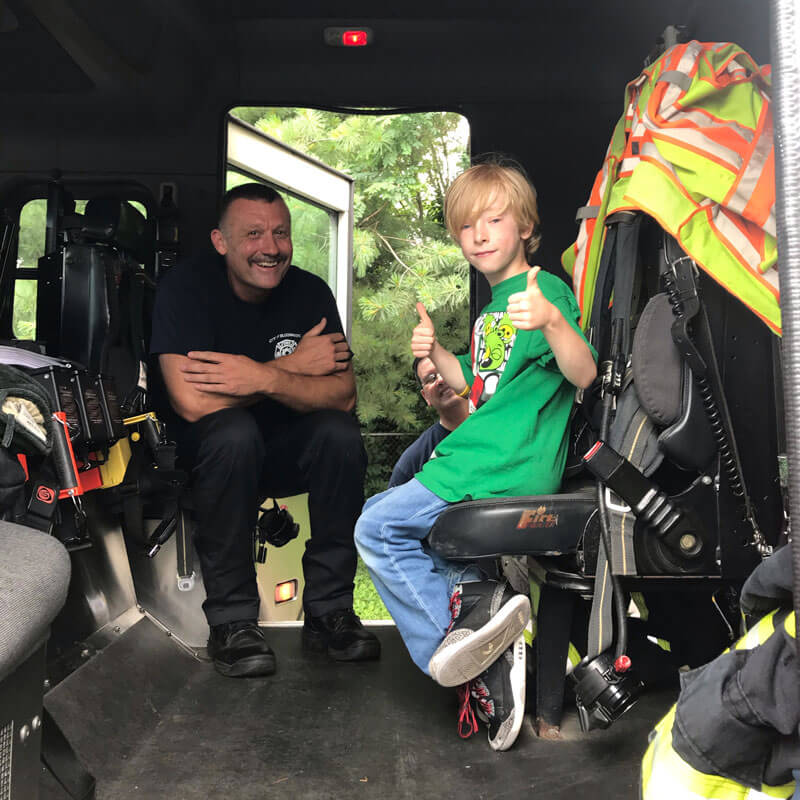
[14,199,45,339]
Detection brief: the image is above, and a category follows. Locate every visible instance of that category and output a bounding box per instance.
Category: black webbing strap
[175,498,195,591]
[587,214,644,658]
[610,214,643,354]
[587,223,618,353]
[663,238,770,556]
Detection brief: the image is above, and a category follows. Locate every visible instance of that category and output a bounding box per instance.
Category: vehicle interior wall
[0,1,778,555]
[0,7,783,794]
[0,1,771,274]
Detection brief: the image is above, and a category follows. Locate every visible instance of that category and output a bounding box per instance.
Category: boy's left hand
[507,266,557,331]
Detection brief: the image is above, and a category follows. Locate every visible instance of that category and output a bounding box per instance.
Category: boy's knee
[354,512,375,556]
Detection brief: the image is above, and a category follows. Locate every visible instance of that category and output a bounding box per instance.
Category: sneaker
[302,608,381,661]
[207,620,276,677]
[472,633,527,751]
[428,579,531,687]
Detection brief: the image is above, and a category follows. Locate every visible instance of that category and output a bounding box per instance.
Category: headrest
[631,293,682,427]
[82,196,152,265]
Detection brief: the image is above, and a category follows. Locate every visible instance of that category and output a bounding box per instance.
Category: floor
[41,618,675,799]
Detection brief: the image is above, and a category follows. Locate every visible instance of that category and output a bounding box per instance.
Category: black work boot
[428,579,530,687]
[207,620,276,677]
[302,608,381,661]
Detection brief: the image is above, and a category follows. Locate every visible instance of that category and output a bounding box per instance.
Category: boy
[354,160,596,750]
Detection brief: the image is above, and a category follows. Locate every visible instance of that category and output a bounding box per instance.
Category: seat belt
[175,499,195,591]
[585,213,643,660]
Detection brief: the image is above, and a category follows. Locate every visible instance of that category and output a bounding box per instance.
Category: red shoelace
[457,681,478,738]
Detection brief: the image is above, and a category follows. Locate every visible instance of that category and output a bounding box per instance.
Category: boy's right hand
[411,302,437,358]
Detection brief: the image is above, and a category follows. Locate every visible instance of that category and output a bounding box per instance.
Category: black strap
[175,499,194,588]
[41,707,96,800]
[662,238,770,555]
[610,214,643,356]
[587,223,618,353]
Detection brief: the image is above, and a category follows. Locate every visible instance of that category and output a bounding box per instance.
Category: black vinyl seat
[426,470,600,736]
[427,479,596,562]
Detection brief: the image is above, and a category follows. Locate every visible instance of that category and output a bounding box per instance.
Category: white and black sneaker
[428,579,531,687]
[471,633,527,750]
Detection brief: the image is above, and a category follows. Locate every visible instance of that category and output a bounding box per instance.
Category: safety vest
[563,40,779,335]
[640,609,797,800]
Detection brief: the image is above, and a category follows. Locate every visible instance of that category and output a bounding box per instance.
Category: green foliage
[229,106,471,463]
[18,199,46,269]
[12,280,36,339]
[353,556,390,620]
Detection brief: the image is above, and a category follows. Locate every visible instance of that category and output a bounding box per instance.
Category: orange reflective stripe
[742,142,775,230]
[725,102,774,228]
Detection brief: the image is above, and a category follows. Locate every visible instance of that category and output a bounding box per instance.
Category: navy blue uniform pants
[177,406,367,626]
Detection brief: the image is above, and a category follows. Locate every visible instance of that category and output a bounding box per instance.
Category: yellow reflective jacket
[563,40,778,334]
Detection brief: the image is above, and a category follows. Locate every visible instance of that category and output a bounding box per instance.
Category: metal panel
[128,494,311,649]
[49,494,138,659]
[0,721,10,800]
[0,646,44,800]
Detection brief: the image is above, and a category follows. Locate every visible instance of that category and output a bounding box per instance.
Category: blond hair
[444,159,541,256]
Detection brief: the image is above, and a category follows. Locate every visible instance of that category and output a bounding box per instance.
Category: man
[388,356,469,488]
[150,182,379,677]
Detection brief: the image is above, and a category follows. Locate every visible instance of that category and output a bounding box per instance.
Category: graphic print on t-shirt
[269,333,301,359]
[470,311,517,411]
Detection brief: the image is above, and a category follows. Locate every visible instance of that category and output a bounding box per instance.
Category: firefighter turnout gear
[641,546,798,799]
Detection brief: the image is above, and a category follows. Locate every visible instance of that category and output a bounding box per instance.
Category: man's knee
[184,407,265,471]
[304,410,365,466]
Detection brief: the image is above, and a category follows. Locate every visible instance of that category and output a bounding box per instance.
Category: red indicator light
[342,30,368,46]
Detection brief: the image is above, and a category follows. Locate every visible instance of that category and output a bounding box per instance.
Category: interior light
[274,579,298,604]
[324,27,373,47]
[343,30,368,47]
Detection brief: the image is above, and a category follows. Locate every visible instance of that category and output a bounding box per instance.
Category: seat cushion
[427,486,596,561]
[0,522,70,682]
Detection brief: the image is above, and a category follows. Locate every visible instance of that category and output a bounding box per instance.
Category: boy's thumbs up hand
[507,266,556,331]
[412,302,437,358]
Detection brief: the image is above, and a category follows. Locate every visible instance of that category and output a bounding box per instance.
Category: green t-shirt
[416,270,592,502]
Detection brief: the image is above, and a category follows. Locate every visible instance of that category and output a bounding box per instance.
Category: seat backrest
[584,214,781,579]
[36,196,154,411]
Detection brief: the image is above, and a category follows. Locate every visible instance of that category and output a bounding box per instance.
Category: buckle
[604,487,631,514]
[177,572,196,592]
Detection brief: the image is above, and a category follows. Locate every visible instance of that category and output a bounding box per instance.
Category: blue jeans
[355,479,483,674]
